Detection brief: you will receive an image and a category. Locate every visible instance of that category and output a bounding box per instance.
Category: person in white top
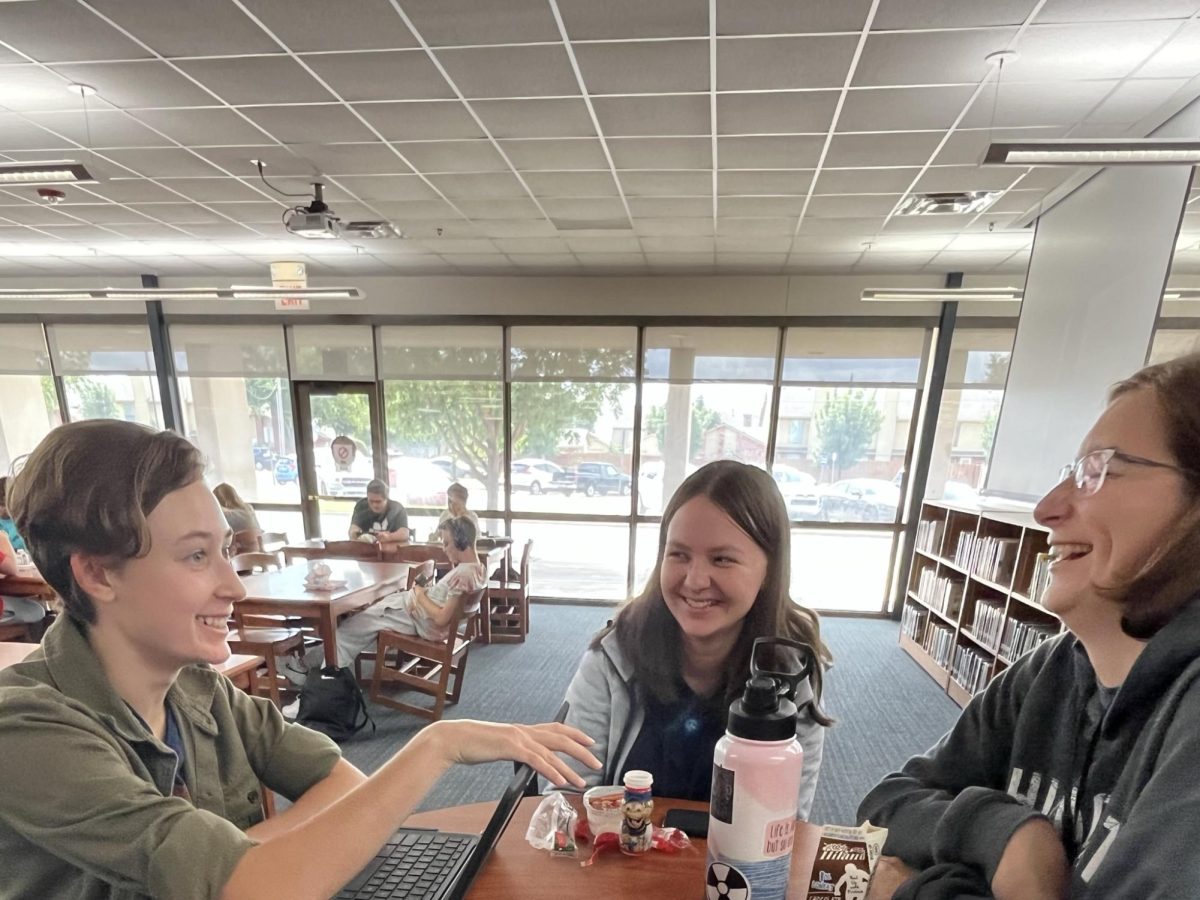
[436,482,480,532]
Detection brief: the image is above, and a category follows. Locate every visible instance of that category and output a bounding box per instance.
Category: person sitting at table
[858,353,1200,900]
[0,529,45,629]
[560,460,832,817]
[348,479,409,543]
[0,420,600,900]
[0,475,26,552]
[437,482,480,532]
[213,482,260,535]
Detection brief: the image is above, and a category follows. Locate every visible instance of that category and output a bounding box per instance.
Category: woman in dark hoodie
[859,353,1200,900]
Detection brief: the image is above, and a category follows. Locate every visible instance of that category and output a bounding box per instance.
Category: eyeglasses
[1058,448,1186,497]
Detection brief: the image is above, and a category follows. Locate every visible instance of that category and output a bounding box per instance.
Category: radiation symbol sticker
[706,862,750,900]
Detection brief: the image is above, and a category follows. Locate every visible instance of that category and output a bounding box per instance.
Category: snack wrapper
[805,822,888,900]
[581,825,692,867]
[524,792,580,857]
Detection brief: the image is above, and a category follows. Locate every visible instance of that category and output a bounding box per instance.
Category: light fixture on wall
[0,161,97,185]
[1163,288,1200,301]
[0,287,364,302]
[985,139,1200,166]
[861,287,1024,303]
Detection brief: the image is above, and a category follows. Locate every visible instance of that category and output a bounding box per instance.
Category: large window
[1149,327,1200,364]
[0,325,61,474]
[47,324,163,428]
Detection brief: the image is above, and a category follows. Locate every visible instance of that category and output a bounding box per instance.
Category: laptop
[335,702,567,900]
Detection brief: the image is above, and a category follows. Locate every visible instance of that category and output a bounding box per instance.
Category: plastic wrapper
[581,825,692,867]
[805,822,888,900]
[524,792,579,857]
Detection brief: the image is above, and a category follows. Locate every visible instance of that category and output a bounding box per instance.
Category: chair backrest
[317,540,382,561]
[260,531,288,550]
[231,551,282,575]
[519,540,533,582]
[231,529,263,555]
[453,587,487,641]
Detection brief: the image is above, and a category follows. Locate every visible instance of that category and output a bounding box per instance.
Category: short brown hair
[8,420,205,625]
[1105,352,1200,638]
[438,514,477,551]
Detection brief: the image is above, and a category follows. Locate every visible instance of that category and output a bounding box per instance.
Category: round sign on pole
[330,435,356,472]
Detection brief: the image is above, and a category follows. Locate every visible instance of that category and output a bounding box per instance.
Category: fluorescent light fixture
[894,191,1001,216]
[0,161,97,185]
[985,139,1200,166]
[0,287,364,302]
[1163,289,1200,301]
[862,287,1024,303]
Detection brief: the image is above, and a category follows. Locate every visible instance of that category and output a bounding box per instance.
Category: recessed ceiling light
[0,161,97,185]
[0,287,364,302]
[894,191,1001,216]
[985,139,1200,166]
[862,287,1024,302]
[65,83,97,97]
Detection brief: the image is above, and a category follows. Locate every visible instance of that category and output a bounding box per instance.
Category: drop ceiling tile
[238,0,418,51]
[474,218,559,236]
[0,0,152,62]
[427,172,530,200]
[928,251,1016,270]
[883,213,973,232]
[633,218,714,236]
[564,235,642,253]
[127,202,230,225]
[855,251,937,270]
[373,199,462,220]
[81,179,182,203]
[868,233,954,252]
[454,197,544,218]
[104,147,227,177]
[935,127,1065,165]
[472,98,597,139]
[1017,166,1075,190]
[557,0,708,39]
[203,201,285,223]
[131,108,270,146]
[0,114,76,151]
[353,101,483,141]
[984,189,1046,215]
[1086,78,1190,124]
[574,41,709,95]
[839,86,978,131]
[593,94,710,137]
[50,62,218,108]
[718,135,824,168]
[436,45,579,98]
[712,252,785,268]
[717,0,875,34]
[176,57,334,105]
[1009,21,1181,81]
[0,65,86,112]
[792,234,875,252]
[303,50,456,102]
[716,216,797,235]
[641,235,713,253]
[441,253,511,268]
[195,145,320,177]
[575,253,647,267]
[392,140,508,173]
[720,196,807,216]
[177,223,272,239]
[498,138,610,170]
[871,0,1038,29]
[913,165,1023,193]
[21,110,174,148]
[523,171,619,197]
[145,177,267,202]
[825,131,944,167]
[717,91,838,135]
[944,231,1032,252]
[852,29,1017,87]
[807,193,902,218]
[408,238,497,254]
[241,104,379,144]
[332,174,440,202]
[609,137,712,169]
[105,222,199,239]
[296,142,412,174]
[401,0,561,45]
[56,203,166,225]
[813,167,921,193]
[718,170,814,194]
[960,81,1117,128]
[716,36,859,91]
[1039,0,1199,24]
[784,252,865,270]
[88,0,280,56]
[508,253,581,267]
[628,197,712,217]
[715,234,793,253]
[619,170,712,197]
[542,197,630,220]
[14,223,121,241]
[1139,21,1200,78]
[491,237,571,253]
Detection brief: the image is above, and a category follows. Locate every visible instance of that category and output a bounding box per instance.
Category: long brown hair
[213,481,253,515]
[1105,352,1200,638]
[595,460,833,725]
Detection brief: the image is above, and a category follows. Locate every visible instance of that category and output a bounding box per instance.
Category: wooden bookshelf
[899,501,1061,708]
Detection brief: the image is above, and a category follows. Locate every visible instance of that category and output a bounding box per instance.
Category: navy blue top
[622,682,728,802]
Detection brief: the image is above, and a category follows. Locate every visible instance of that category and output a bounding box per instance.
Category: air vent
[344,221,404,239]
[550,218,634,231]
[895,191,1000,216]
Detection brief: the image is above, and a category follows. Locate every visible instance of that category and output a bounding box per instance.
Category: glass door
[293,382,386,540]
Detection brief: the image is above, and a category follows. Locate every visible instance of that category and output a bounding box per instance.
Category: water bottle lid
[623,770,653,790]
[727,675,798,741]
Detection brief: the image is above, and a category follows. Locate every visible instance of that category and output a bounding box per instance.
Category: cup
[307,561,332,587]
[582,786,625,836]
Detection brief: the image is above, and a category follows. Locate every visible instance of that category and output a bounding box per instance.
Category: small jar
[619,769,654,855]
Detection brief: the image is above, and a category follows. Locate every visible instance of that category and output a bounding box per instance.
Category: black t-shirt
[351,497,407,535]
[622,681,729,802]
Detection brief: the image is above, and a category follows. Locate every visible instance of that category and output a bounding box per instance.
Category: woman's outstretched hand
[420,720,601,789]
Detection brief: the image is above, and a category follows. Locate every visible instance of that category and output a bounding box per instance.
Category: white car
[387,455,452,507]
[773,464,821,521]
[510,458,563,495]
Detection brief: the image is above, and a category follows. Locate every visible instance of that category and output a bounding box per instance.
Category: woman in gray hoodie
[561,460,832,819]
[860,353,1200,900]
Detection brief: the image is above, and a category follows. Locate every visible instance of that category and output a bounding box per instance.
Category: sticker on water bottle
[711,764,735,825]
[762,816,796,856]
[706,862,750,900]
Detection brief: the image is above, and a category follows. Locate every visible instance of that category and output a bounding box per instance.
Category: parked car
[388,455,452,507]
[510,458,563,495]
[430,456,474,480]
[819,478,901,523]
[771,464,822,521]
[272,454,297,485]
[553,461,632,497]
[252,443,275,470]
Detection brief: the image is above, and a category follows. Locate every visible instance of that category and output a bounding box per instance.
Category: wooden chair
[486,540,532,643]
[314,540,382,561]
[226,626,304,707]
[260,531,288,553]
[368,587,484,721]
[231,551,282,575]
[231,529,263,555]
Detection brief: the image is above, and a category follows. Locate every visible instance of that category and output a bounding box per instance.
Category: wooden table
[1,564,56,603]
[236,560,410,667]
[407,796,820,900]
[216,652,265,694]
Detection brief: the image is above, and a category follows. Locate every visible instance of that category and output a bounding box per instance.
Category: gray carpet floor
[338,605,961,825]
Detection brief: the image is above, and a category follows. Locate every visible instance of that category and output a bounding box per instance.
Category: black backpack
[296,665,375,742]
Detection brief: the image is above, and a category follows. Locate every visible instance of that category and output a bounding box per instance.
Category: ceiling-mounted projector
[284,182,342,239]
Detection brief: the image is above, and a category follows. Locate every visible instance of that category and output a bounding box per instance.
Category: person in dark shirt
[348,479,409,543]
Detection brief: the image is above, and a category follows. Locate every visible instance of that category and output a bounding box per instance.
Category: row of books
[952,644,991,695]
[954,532,1020,585]
[916,518,946,555]
[1028,552,1054,605]
[1000,618,1059,660]
[901,603,928,642]
[923,622,955,669]
[915,567,964,617]
[970,599,1006,649]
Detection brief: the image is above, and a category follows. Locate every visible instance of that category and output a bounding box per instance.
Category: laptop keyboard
[335,831,476,900]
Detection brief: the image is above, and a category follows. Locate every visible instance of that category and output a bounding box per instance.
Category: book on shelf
[915,567,964,617]
[1028,552,1054,605]
[954,531,1019,585]
[922,622,955,669]
[901,603,928,642]
[971,599,1006,649]
[999,618,1059,660]
[916,518,946,555]
[952,643,992,695]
